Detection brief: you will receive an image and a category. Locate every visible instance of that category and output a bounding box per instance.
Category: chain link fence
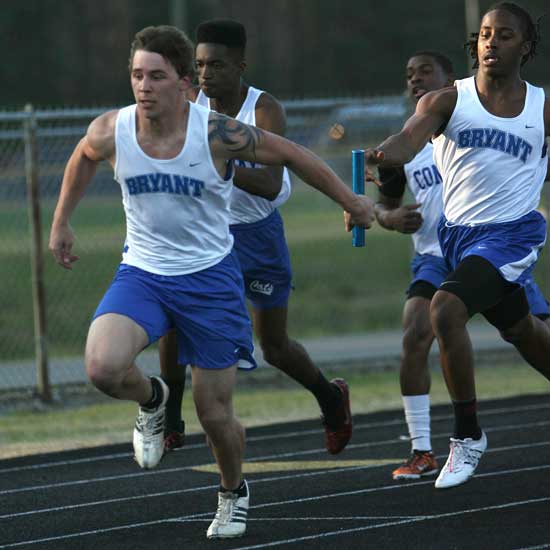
[1,95,549,402]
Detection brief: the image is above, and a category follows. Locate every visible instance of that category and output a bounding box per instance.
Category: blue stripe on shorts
[230,210,293,309]
[93,251,256,370]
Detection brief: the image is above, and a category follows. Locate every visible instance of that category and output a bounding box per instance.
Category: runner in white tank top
[115,101,234,275]
[376,51,549,483]
[159,20,357,461]
[360,5,550,490]
[49,25,374,541]
[433,75,546,225]
[196,86,292,224]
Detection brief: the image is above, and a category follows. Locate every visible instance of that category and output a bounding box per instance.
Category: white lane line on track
[1,482,549,549]
[166,515,428,522]
[0,442,206,474]
[224,496,550,550]
[1,451,550,522]
[1,401,548,474]
[0,465,373,519]
[514,545,550,550]
[2,420,550,497]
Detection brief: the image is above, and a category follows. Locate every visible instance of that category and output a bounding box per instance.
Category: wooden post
[23,104,52,403]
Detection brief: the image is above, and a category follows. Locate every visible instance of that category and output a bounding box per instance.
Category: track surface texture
[1,394,549,550]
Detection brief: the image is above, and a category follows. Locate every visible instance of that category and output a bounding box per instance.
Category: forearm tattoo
[208,115,263,162]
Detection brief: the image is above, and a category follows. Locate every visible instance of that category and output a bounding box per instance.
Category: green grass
[1,186,412,359]
[1,360,548,459]
[3,182,550,360]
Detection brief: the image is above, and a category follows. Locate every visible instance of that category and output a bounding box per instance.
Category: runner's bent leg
[85,312,153,404]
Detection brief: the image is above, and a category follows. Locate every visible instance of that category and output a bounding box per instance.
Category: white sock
[402,394,431,452]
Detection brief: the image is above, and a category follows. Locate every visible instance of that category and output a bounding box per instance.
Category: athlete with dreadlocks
[355,2,550,489]
[375,48,549,482]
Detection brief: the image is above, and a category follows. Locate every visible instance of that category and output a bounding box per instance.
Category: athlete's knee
[260,336,290,366]
[197,401,234,436]
[430,291,468,338]
[85,350,125,394]
[402,318,433,357]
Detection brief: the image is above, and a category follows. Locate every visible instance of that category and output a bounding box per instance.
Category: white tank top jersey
[403,142,444,257]
[196,86,292,224]
[114,102,234,276]
[432,76,547,225]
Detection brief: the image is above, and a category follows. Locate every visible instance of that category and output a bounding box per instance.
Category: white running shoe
[206,480,249,539]
[133,377,169,469]
[435,431,487,489]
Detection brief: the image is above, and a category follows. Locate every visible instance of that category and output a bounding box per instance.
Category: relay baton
[351,149,365,247]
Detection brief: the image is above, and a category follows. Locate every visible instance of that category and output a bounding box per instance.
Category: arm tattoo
[208,115,263,161]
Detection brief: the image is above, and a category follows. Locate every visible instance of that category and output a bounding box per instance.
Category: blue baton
[352,149,365,247]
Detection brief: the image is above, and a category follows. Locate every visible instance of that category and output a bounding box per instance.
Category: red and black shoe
[322,378,352,454]
[164,427,185,452]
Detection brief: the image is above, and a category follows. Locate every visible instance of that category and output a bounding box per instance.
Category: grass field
[2,174,550,460]
[1,182,414,360]
[2,173,550,362]
[1,360,548,459]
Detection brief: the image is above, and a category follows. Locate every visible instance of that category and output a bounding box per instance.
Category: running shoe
[322,378,353,454]
[164,429,185,452]
[435,431,487,489]
[206,480,249,539]
[392,451,439,480]
[133,377,169,469]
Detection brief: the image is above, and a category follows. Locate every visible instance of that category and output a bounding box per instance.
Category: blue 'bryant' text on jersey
[124,174,205,196]
[457,128,533,162]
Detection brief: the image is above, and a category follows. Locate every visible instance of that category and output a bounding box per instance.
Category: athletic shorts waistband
[230,209,281,232]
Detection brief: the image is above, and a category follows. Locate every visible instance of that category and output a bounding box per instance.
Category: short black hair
[129,25,195,78]
[196,19,246,56]
[410,50,454,75]
[465,2,542,68]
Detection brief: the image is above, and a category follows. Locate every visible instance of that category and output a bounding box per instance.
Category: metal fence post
[23,104,52,402]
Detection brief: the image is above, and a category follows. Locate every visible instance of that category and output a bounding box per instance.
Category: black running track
[1,394,549,550]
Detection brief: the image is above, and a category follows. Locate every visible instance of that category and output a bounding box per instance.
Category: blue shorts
[230,210,292,309]
[438,210,547,287]
[93,252,256,370]
[408,253,450,294]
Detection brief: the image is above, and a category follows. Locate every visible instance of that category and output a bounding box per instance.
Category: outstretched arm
[208,113,374,229]
[49,111,117,269]
[367,88,456,169]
